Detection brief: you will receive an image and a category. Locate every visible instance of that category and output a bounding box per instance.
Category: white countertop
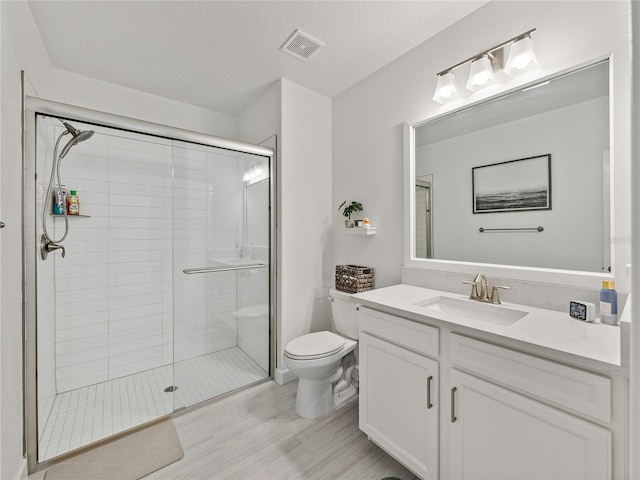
[352,284,627,376]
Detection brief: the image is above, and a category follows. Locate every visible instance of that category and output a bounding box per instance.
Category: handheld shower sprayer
[59,121,94,159]
[41,120,95,260]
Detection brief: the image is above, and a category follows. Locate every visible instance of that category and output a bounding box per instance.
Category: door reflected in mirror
[415,177,433,259]
[413,60,610,273]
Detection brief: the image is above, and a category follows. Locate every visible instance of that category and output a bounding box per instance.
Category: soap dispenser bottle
[599,280,618,325]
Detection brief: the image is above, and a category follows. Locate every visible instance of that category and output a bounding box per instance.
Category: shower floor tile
[38,347,267,462]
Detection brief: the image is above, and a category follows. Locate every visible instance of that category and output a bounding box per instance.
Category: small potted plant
[338,200,363,228]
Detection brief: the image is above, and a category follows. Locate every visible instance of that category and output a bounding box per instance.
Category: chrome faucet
[462,273,510,304]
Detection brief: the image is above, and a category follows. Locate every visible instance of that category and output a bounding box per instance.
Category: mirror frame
[404,52,630,291]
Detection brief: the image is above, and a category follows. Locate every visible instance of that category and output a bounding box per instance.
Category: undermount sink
[413,296,528,326]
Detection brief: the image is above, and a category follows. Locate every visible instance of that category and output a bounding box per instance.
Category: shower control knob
[0,221,5,228]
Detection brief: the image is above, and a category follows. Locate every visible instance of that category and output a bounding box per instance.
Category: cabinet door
[360,332,438,479]
[447,369,611,480]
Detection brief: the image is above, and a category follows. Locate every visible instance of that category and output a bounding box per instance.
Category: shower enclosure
[24,99,275,471]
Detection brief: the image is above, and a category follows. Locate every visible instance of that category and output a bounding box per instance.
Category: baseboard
[274,366,296,385]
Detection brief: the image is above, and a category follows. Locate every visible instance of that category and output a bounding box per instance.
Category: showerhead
[59,122,94,159]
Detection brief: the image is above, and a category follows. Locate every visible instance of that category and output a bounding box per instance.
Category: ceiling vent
[280,29,325,62]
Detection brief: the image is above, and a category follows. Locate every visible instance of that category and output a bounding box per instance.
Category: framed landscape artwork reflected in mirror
[472,154,551,214]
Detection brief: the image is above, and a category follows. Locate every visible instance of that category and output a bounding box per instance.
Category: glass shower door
[171,141,270,411]
[28,110,274,471]
[33,115,177,462]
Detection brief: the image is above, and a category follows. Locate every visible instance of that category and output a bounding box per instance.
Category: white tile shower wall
[107,135,170,380]
[36,119,58,435]
[51,125,174,392]
[162,150,174,366]
[54,129,109,392]
[173,143,212,363]
[172,142,239,364]
[205,151,240,354]
[40,120,263,395]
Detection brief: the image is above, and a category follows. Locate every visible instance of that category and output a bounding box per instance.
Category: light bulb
[433,71,459,104]
[505,35,538,77]
[466,54,495,91]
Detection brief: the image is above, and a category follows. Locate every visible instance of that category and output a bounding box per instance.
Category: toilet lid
[284,331,345,360]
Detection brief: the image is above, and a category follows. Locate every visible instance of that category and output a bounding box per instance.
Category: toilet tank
[329,288,359,339]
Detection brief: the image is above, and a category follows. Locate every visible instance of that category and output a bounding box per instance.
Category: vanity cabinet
[359,308,440,480]
[447,369,611,480]
[358,306,618,480]
[446,333,613,479]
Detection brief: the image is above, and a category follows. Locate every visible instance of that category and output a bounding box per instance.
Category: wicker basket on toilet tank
[335,265,374,293]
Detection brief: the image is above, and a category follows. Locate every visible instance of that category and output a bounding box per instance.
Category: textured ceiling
[28,1,488,116]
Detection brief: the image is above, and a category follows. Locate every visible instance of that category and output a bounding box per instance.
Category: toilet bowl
[283,289,359,419]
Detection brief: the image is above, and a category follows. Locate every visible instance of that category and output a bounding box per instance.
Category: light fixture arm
[436,28,536,77]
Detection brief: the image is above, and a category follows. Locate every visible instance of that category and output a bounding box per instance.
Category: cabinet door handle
[450,386,458,423]
[426,376,433,409]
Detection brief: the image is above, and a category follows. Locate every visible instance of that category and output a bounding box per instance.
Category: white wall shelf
[343,227,376,236]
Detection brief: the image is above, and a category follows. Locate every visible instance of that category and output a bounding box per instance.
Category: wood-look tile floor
[31,380,419,480]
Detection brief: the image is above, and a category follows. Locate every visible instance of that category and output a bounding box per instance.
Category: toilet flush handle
[328,296,334,302]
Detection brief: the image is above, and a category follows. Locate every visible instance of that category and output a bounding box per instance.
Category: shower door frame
[23,97,277,474]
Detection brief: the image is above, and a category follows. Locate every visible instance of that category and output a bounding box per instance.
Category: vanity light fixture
[504,33,538,76]
[466,54,496,91]
[432,71,459,103]
[432,28,537,103]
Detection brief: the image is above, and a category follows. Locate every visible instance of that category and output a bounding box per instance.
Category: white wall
[238,80,333,382]
[1,2,53,478]
[333,1,630,293]
[280,80,333,379]
[416,97,609,272]
[237,81,281,146]
[51,69,238,140]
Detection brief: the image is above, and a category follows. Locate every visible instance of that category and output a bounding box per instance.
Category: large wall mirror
[405,59,623,286]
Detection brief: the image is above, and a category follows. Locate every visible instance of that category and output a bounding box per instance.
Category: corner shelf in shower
[343,227,376,236]
[49,214,91,218]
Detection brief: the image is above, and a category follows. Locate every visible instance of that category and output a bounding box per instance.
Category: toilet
[283,288,359,418]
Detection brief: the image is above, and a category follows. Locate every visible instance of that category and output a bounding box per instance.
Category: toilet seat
[284,331,345,360]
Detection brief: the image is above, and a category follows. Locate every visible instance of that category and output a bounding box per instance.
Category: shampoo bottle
[67,190,80,215]
[599,280,618,325]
